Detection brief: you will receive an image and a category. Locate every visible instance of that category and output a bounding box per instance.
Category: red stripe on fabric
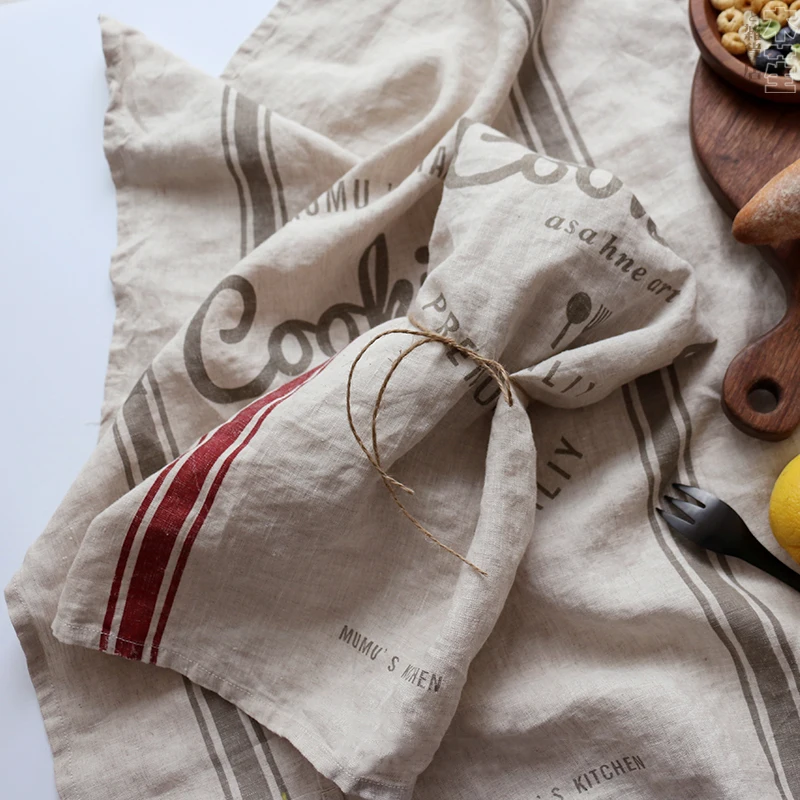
[99,460,178,651]
[113,362,328,661]
[149,405,275,663]
[150,366,330,661]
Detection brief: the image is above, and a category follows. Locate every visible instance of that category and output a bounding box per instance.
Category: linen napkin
[7,1,800,799]
[51,119,710,796]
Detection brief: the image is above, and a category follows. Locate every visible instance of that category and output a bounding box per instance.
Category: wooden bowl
[689,0,800,105]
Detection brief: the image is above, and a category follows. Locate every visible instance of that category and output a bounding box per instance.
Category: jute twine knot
[345,314,515,577]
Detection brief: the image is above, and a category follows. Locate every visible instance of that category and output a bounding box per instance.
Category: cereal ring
[790,0,800,12]
[718,7,745,30]
[762,0,790,24]
[735,0,764,12]
[722,31,749,52]
[712,0,735,8]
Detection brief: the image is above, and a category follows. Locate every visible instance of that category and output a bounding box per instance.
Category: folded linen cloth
[7,1,800,799]
[52,118,710,796]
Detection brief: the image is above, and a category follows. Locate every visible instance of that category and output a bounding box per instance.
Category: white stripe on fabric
[226,89,254,257]
[510,81,545,153]
[138,399,283,661]
[114,410,144,487]
[237,708,283,799]
[106,451,189,651]
[192,683,247,800]
[631,381,791,799]
[256,104,281,238]
[530,6,584,167]
[141,372,175,469]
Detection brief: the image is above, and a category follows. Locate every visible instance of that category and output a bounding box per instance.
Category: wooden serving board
[690,60,800,441]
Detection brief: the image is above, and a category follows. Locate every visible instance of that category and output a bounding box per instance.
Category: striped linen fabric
[6,2,800,800]
[52,112,710,794]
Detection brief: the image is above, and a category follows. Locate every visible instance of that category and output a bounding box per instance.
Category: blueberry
[773,25,800,53]
[755,47,787,73]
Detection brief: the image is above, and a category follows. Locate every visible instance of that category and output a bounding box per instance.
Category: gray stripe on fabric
[718,558,800,710]
[635,372,792,799]
[509,87,535,150]
[666,363,698,485]
[184,678,235,800]
[221,86,248,258]
[667,363,800,711]
[505,0,532,40]
[530,26,798,784]
[146,367,179,460]
[668,361,800,794]
[264,110,288,227]
[623,380,787,800]
[121,376,167,480]
[202,688,275,799]
[233,93,277,249]
[112,421,135,490]
[685,556,799,796]
[536,42,594,167]
[249,717,291,800]
[513,0,578,162]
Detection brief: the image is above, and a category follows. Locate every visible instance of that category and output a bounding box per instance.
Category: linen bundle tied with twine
[51,119,710,798]
[10,2,800,797]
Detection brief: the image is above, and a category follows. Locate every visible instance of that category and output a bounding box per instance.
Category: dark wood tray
[690,59,800,440]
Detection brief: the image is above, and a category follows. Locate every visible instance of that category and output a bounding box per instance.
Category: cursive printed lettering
[445,119,666,247]
[184,234,414,403]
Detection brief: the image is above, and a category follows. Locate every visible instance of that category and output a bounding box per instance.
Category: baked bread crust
[732,158,800,245]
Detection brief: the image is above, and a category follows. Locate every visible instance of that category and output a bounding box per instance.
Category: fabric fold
[8,2,800,799]
[53,120,710,797]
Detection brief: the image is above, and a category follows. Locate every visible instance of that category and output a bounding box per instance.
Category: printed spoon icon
[551,292,592,349]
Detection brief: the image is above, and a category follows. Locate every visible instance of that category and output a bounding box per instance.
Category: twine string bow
[345,314,515,577]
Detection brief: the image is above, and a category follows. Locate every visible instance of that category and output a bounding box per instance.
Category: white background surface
[0,1,276,796]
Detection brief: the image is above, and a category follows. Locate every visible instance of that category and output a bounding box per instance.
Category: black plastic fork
[658,484,800,594]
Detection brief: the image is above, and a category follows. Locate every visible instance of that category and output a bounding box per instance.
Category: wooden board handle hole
[747,379,781,415]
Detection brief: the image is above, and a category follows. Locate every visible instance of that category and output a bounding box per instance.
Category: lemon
[769,455,800,565]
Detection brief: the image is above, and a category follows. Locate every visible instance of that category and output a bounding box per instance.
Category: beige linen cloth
[6,2,800,799]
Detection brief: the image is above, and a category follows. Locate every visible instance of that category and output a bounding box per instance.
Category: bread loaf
[732,158,800,245]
